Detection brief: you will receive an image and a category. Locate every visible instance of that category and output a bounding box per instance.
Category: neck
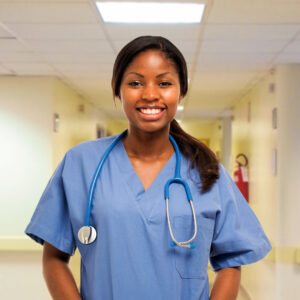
[122,126,173,159]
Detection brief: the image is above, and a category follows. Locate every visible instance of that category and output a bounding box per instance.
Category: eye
[128,81,142,87]
[159,81,172,87]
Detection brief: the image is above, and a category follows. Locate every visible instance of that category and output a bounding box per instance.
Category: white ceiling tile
[106,24,201,41]
[200,40,285,53]
[207,0,300,24]
[283,40,300,52]
[0,64,13,74]
[55,63,111,72]
[44,52,115,64]
[276,53,300,63]
[203,24,300,41]
[191,71,257,92]
[197,53,274,69]
[168,39,199,52]
[59,68,112,78]
[0,25,14,38]
[69,77,110,90]
[0,51,43,63]
[6,24,106,40]
[0,2,98,24]
[0,39,28,51]
[113,38,198,54]
[26,40,113,53]
[2,62,57,75]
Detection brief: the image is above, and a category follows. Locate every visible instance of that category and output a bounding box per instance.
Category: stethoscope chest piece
[78,226,97,245]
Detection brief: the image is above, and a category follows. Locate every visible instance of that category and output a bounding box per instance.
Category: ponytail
[170,119,219,193]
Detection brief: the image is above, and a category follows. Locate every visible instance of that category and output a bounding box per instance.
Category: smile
[138,108,165,115]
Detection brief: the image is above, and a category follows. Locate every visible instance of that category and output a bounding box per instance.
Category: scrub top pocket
[174,215,214,279]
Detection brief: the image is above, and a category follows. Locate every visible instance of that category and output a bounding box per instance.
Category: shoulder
[59,134,122,174]
[216,164,237,192]
[66,134,119,160]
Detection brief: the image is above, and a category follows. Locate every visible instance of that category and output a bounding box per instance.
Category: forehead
[125,50,177,73]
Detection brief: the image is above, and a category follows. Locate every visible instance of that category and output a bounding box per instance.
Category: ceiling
[0,0,300,120]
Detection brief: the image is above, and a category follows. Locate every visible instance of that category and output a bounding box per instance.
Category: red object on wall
[234,154,249,202]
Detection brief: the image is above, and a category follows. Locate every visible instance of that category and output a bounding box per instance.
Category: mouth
[136,106,166,120]
[137,107,165,115]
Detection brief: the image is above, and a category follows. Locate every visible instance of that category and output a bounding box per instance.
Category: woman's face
[119,50,182,134]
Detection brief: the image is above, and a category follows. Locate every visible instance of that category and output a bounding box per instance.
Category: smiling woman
[119,50,182,132]
[25,36,271,300]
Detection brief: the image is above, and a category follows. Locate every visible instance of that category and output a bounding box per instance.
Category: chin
[135,123,171,134]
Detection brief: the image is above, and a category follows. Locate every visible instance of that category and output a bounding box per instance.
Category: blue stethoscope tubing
[78,129,197,249]
[166,135,197,249]
[85,130,127,227]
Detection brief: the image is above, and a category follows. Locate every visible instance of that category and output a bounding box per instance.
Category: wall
[181,119,222,155]
[0,76,106,299]
[275,64,300,299]
[51,78,106,166]
[0,77,53,238]
[106,118,223,159]
[231,72,277,300]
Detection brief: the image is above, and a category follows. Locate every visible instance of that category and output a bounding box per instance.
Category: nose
[142,83,159,101]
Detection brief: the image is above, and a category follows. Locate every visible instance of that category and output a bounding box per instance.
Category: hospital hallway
[0,0,300,299]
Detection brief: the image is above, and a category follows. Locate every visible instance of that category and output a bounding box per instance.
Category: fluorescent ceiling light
[96,2,205,23]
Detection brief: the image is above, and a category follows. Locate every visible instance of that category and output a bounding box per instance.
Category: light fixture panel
[96,2,205,24]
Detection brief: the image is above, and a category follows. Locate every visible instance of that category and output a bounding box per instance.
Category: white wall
[0,76,107,299]
[231,72,277,300]
[0,251,51,300]
[0,77,53,237]
[275,64,300,299]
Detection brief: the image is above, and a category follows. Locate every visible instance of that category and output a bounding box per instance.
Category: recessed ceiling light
[177,105,184,111]
[96,2,205,24]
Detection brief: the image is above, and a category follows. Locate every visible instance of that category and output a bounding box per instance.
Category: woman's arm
[210,266,241,300]
[43,241,81,300]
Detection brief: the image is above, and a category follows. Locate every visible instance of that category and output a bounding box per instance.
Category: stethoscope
[78,130,197,249]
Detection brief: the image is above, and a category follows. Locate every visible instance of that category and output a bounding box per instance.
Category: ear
[179,94,184,103]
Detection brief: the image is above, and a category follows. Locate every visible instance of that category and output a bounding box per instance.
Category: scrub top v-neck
[116,140,176,222]
[25,134,271,300]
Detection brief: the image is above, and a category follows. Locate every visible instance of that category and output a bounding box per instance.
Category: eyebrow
[125,71,172,78]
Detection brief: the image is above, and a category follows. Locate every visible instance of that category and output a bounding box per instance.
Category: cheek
[119,90,138,114]
[164,89,181,105]
[120,88,139,103]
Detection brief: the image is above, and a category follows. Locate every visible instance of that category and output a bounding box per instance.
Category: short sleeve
[25,154,76,255]
[210,165,271,271]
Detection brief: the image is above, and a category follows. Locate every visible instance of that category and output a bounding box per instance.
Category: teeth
[140,108,163,114]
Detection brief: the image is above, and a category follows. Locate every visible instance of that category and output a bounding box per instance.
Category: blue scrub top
[25,134,271,300]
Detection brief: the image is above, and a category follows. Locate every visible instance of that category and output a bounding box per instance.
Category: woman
[25,36,271,300]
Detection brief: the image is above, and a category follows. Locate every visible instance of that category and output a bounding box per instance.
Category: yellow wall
[231,73,277,300]
[0,76,107,238]
[51,78,106,166]
[106,118,223,158]
[106,118,128,135]
[179,119,222,156]
[49,79,108,287]
[0,77,53,238]
[0,76,107,296]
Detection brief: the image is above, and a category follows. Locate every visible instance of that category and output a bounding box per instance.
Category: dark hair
[111,36,219,193]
